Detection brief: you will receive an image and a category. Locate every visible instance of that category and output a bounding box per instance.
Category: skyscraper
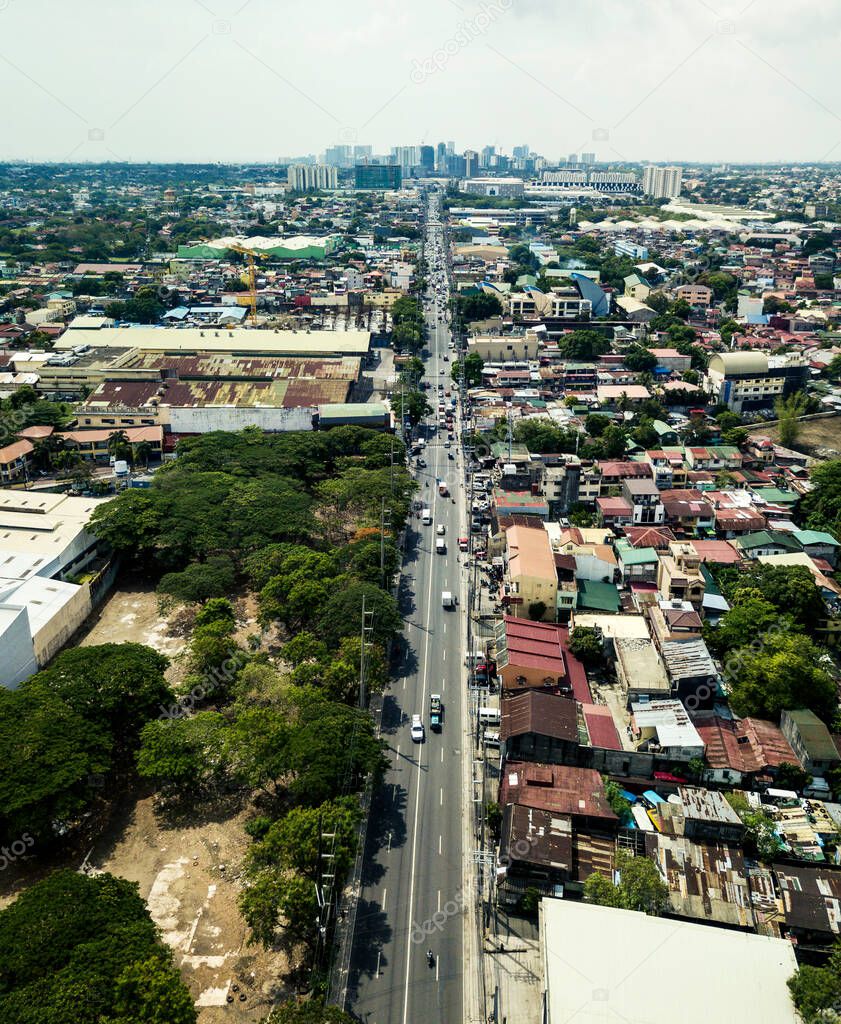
[419,145,435,175]
[479,145,495,168]
[464,150,479,177]
[436,142,447,171]
[581,152,596,165]
[642,165,683,199]
[512,144,530,160]
[355,164,402,190]
[568,152,578,165]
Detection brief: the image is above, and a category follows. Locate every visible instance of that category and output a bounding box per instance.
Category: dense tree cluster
[0,869,196,1024]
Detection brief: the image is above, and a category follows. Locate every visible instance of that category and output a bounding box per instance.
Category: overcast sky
[0,0,839,164]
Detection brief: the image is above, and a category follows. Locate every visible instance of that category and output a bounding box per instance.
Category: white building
[642,164,683,199]
[0,490,110,688]
[461,177,525,198]
[541,900,799,1024]
[287,164,338,191]
[631,697,704,760]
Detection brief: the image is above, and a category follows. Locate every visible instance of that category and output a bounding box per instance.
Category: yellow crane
[228,244,269,325]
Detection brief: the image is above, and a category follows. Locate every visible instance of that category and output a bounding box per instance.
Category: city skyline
[0,0,838,163]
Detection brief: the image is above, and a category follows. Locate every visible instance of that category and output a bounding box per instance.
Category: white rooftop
[632,698,704,748]
[56,324,371,356]
[542,899,799,1024]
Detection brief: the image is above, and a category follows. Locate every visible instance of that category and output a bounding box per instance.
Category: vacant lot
[88,796,290,1023]
[754,415,841,459]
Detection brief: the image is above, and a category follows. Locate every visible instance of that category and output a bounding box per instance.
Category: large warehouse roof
[56,326,371,357]
[542,899,798,1024]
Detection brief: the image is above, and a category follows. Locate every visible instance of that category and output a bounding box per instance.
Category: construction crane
[228,244,268,325]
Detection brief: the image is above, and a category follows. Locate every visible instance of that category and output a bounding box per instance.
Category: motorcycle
[427,950,435,968]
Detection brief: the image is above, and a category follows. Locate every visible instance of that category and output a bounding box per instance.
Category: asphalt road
[347,194,469,1024]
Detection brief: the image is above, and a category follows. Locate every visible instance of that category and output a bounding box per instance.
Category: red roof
[583,705,623,750]
[501,617,591,703]
[500,762,618,821]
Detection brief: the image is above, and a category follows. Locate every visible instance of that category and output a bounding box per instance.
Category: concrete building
[0,490,110,688]
[468,330,540,362]
[354,164,402,190]
[781,709,839,777]
[705,351,809,414]
[642,164,683,199]
[631,698,704,760]
[673,283,713,307]
[657,541,706,611]
[504,525,557,621]
[287,163,338,191]
[461,177,525,197]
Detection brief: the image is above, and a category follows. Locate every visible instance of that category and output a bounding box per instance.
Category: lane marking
[440,787,443,806]
[439,834,443,856]
[382,888,387,912]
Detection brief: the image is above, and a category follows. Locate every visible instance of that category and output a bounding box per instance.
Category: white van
[483,731,500,748]
[478,707,500,726]
[421,508,432,525]
[436,537,446,554]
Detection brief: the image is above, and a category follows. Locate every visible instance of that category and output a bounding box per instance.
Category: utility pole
[358,597,374,710]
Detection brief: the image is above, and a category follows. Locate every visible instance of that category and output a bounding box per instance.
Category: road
[347,192,472,1024]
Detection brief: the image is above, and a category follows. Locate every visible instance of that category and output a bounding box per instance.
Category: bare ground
[4,584,294,1021]
[755,415,841,458]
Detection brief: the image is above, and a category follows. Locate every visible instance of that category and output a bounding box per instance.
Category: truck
[441,590,456,608]
[438,479,449,497]
[430,694,443,731]
[435,537,446,554]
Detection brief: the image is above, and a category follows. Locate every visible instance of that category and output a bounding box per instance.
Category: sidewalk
[484,909,544,1024]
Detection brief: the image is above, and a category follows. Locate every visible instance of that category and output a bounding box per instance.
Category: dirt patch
[755,415,841,458]
[89,797,292,1022]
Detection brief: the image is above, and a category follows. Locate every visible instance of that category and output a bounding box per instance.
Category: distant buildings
[642,164,683,199]
[287,164,338,191]
[461,177,525,197]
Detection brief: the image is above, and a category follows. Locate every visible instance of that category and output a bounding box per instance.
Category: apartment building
[504,524,557,622]
[468,330,540,362]
[673,283,713,307]
[642,165,683,199]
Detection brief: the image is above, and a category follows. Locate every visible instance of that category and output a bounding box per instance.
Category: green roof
[793,529,840,548]
[615,541,659,566]
[700,563,723,597]
[751,486,799,505]
[737,530,800,552]
[576,579,621,612]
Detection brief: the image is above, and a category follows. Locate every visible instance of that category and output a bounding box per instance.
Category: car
[436,523,445,535]
[417,457,426,468]
[411,715,425,743]
[444,440,451,448]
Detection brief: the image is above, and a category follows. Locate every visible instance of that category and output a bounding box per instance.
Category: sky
[0,0,840,164]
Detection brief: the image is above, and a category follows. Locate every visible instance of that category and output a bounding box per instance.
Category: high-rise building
[392,146,421,176]
[581,152,596,165]
[568,152,578,165]
[479,145,495,169]
[323,145,353,168]
[642,164,683,199]
[512,144,530,160]
[464,150,479,178]
[352,145,372,160]
[446,141,455,155]
[419,145,435,174]
[355,164,402,190]
[436,142,447,171]
[287,164,338,191]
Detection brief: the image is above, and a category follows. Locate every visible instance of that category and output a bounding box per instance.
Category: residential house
[630,699,705,760]
[0,439,33,484]
[656,786,746,844]
[622,477,666,526]
[660,489,715,534]
[615,638,670,704]
[660,638,718,709]
[793,530,840,569]
[657,541,706,611]
[499,762,619,833]
[494,616,590,700]
[673,283,714,307]
[616,540,659,585]
[500,691,580,766]
[648,599,703,648]
[694,716,799,786]
[497,804,573,902]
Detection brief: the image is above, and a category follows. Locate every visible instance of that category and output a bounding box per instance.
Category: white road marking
[439,834,442,855]
[441,747,444,763]
[382,888,387,912]
[437,890,441,913]
[440,787,443,806]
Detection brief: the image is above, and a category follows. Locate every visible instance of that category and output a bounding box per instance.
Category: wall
[33,585,93,667]
[0,604,37,688]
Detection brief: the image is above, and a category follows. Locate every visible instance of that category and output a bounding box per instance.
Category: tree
[715,563,825,634]
[0,870,196,1024]
[158,555,237,603]
[512,418,577,455]
[602,777,632,825]
[454,292,503,322]
[136,712,229,796]
[319,582,402,648]
[569,626,602,664]
[556,329,610,360]
[775,762,812,792]
[264,1000,357,1024]
[584,871,625,908]
[725,632,836,722]
[624,345,657,373]
[585,413,611,438]
[452,351,484,387]
[528,600,547,621]
[601,424,627,459]
[617,853,669,914]
[703,595,798,656]
[775,391,810,448]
